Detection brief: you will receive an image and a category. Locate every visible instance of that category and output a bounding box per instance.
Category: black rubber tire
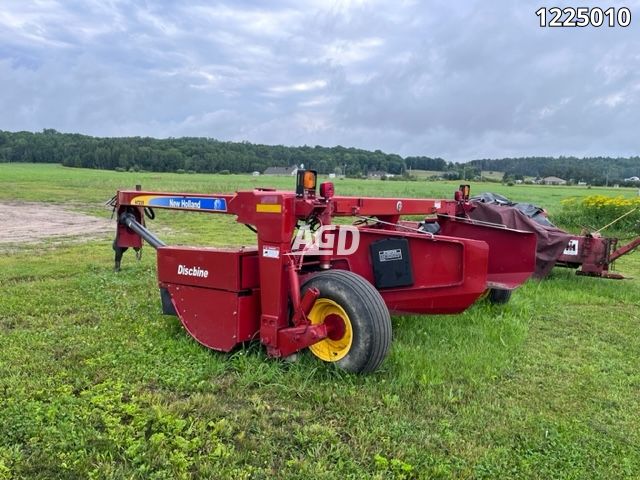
[301,270,392,373]
[487,288,513,305]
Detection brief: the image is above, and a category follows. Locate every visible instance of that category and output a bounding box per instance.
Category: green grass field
[0,164,638,479]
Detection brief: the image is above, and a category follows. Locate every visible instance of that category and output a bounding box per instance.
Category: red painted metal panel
[436,216,537,289]
[166,284,260,351]
[237,290,261,342]
[301,227,490,314]
[116,207,143,248]
[331,196,460,216]
[116,223,143,248]
[240,254,260,290]
[157,246,259,291]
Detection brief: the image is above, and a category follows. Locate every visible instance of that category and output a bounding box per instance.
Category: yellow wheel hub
[307,298,353,362]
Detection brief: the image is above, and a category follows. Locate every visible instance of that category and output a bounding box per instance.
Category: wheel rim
[307,298,353,362]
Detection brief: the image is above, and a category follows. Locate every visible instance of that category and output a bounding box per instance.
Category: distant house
[577,181,587,186]
[542,176,567,185]
[367,170,389,179]
[263,165,298,176]
[252,171,260,176]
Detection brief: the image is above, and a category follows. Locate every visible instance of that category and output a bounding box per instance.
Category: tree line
[469,157,640,186]
[0,129,445,176]
[0,129,638,185]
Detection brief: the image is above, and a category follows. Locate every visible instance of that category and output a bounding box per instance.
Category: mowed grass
[0,163,639,479]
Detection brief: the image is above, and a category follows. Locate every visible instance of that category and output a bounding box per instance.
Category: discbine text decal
[177,264,209,278]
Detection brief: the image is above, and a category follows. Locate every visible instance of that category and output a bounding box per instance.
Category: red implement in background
[468,198,640,280]
[555,233,640,279]
[111,172,537,373]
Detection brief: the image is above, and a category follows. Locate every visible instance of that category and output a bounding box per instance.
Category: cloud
[0,0,639,160]
[268,80,328,94]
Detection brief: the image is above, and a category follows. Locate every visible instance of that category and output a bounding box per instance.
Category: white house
[542,176,567,185]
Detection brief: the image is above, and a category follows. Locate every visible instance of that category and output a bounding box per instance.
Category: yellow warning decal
[256,204,282,213]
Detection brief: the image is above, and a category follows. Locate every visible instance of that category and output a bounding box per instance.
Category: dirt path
[0,202,112,244]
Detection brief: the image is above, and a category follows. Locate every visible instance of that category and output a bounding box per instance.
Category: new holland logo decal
[131,195,227,212]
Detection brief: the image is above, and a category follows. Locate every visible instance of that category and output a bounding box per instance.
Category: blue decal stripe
[146,196,227,211]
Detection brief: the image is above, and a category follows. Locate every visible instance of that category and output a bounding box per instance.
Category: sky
[1,0,639,161]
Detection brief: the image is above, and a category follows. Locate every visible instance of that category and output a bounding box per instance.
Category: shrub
[556,195,640,233]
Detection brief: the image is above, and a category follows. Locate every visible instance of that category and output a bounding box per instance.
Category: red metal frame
[556,232,640,279]
[114,181,537,358]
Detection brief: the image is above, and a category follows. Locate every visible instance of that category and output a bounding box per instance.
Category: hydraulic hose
[119,212,166,249]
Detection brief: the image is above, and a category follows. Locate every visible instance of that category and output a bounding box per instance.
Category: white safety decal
[263,246,280,258]
[563,239,579,256]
